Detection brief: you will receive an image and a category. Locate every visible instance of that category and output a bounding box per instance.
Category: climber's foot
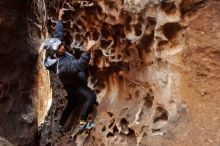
[85,122,95,130]
[79,121,95,131]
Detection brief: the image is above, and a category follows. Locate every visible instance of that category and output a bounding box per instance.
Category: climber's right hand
[58,8,65,20]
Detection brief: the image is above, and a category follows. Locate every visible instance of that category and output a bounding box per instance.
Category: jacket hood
[44,52,72,74]
[44,56,59,73]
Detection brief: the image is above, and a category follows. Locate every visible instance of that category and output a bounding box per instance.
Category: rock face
[0,0,51,145]
[1,0,220,146]
[38,0,220,145]
[40,0,220,146]
[0,136,14,146]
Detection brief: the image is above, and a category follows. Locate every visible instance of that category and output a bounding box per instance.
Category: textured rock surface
[39,0,220,146]
[0,136,14,146]
[180,1,220,145]
[0,0,51,145]
[38,0,220,146]
[35,50,52,126]
[1,0,218,146]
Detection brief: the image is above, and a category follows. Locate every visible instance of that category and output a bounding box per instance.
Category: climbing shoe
[56,125,65,134]
[79,120,87,131]
[79,121,95,131]
[85,122,95,130]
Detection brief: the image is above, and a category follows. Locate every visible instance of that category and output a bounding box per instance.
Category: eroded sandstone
[0,0,51,145]
[37,0,220,146]
[0,0,218,146]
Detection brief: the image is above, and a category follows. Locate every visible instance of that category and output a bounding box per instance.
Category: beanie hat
[43,38,62,51]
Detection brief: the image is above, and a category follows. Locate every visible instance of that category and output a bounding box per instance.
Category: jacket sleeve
[66,51,91,74]
[53,20,63,40]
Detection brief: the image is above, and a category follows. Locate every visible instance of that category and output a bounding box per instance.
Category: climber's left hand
[85,39,96,52]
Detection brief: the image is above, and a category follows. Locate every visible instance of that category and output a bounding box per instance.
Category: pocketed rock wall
[42,0,220,146]
[0,0,51,145]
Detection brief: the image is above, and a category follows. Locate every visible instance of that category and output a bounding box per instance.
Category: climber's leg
[74,85,96,122]
[59,98,76,126]
[59,85,77,126]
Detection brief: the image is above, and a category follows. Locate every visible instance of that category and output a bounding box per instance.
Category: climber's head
[56,44,66,57]
[43,38,66,57]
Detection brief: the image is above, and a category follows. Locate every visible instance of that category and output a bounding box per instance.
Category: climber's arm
[62,39,96,74]
[53,9,64,40]
[67,52,91,73]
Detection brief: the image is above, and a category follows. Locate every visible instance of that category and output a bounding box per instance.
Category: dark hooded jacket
[44,20,90,85]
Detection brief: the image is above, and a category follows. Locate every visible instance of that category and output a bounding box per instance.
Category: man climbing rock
[43,9,97,133]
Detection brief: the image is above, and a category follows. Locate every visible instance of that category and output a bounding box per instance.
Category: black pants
[59,84,96,126]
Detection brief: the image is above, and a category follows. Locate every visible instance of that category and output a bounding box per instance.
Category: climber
[43,8,97,133]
